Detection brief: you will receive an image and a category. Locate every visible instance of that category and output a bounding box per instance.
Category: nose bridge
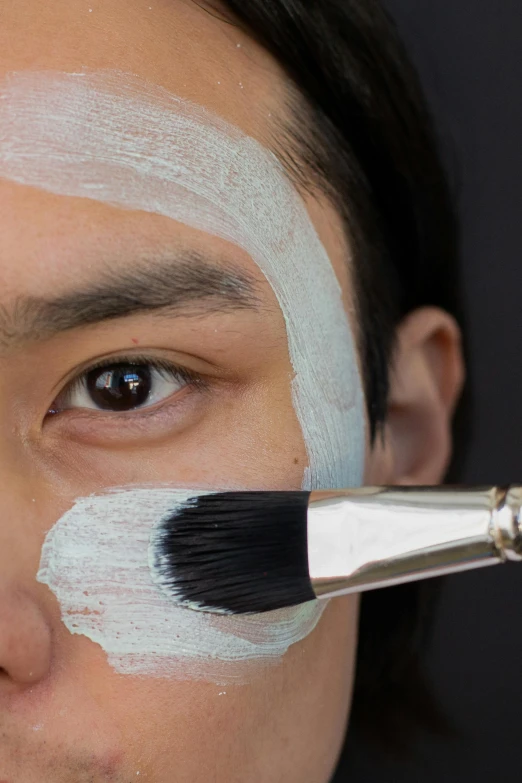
[0,476,53,689]
[0,468,40,580]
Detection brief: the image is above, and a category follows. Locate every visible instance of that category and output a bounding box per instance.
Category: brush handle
[307,486,522,599]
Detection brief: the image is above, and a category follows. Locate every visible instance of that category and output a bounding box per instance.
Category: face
[0,1,463,781]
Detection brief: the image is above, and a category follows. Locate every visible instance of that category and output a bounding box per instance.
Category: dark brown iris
[86,365,152,411]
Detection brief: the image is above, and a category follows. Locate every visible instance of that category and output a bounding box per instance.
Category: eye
[50,358,196,414]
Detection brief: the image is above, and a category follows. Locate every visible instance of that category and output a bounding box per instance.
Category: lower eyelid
[43,381,205,445]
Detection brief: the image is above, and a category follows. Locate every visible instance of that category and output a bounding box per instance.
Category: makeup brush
[148,486,522,615]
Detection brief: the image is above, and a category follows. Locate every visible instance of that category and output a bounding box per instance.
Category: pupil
[86,365,152,411]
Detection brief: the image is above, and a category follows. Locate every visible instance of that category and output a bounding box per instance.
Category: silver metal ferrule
[307,486,522,600]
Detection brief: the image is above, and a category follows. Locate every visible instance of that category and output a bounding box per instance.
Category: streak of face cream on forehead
[0,69,366,679]
[0,69,365,489]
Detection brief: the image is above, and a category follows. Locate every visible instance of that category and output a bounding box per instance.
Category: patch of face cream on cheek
[0,69,367,678]
[36,487,325,682]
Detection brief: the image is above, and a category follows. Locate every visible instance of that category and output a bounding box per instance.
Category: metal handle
[307,486,522,599]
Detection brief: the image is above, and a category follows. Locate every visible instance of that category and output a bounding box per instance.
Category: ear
[367,307,465,485]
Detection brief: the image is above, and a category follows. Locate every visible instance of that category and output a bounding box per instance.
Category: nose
[0,585,52,687]
[0,465,54,691]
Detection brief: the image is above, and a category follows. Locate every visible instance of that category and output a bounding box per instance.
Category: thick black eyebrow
[0,250,261,349]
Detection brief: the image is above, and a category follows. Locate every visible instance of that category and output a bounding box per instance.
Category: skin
[0,1,465,781]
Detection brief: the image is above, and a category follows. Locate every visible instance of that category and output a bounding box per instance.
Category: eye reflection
[50,358,195,414]
[87,365,152,411]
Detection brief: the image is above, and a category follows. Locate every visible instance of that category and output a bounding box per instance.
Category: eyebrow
[0,250,262,349]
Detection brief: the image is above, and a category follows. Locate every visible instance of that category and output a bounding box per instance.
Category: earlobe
[380,307,465,486]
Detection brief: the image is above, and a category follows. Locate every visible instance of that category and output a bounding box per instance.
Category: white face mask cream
[37,487,324,682]
[0,69,366,680]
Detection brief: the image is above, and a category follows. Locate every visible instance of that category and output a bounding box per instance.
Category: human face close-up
[0,1,464,781]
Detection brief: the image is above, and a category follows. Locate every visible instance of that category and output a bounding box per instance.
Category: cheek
[56,597,358,782]
[37,488,325,685]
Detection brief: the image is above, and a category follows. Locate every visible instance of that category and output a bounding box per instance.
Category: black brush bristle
[150,491,316,614]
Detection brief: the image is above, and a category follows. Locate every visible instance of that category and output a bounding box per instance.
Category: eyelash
[48,354,205,416]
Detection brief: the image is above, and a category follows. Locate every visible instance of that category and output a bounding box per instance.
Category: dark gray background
[333,2,522,780]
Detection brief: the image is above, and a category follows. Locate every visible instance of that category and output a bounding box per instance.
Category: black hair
[201,0,469,757]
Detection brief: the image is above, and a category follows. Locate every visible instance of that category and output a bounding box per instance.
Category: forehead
[0,0,293,299]
[0,180,270,306]
[0,0,285,143]
[0,60,306,310]
[0,0,353,300]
